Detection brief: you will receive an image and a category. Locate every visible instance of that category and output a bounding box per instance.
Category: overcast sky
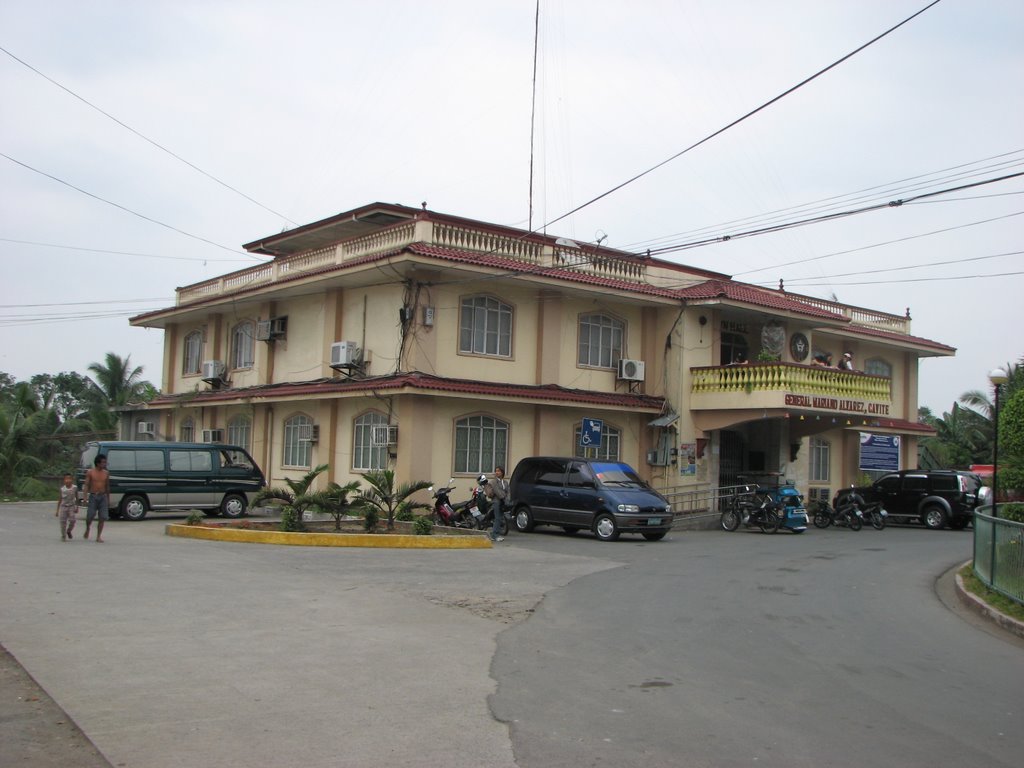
[1,0,1021,415]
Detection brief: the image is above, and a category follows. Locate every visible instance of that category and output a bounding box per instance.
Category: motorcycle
[862,501,888,530]
[721,488,783,534]
[429,480,477,529]
[812,491,865,531]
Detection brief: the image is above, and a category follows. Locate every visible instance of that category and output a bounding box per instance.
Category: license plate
[647,517,662,526]
[469,506,481,518]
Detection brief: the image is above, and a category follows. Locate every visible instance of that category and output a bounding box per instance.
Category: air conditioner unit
[202,428,225,443]
[371,424,398,447]
[617,358,646,382]
[201,360,227,383]
[137,421,156,436]
[270,316,288,339]
[255,320,273,341]
[330,341,360,368]
[298,424,319,443]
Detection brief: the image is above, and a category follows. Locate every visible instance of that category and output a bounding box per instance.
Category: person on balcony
[837,351,855,371]
[730,352,749,365]
[812,352,833,367]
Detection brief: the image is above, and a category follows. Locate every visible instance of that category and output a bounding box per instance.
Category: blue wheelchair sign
[580,418,603,448]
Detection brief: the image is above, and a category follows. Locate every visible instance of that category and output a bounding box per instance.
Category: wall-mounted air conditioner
[330,341,360,368]
[255,320,272,341]
[137,421,156,436]
[371,424,398,447]
[257,317,288,341]
[617,359,646,382]
[298,424,320,443]
[202,428,225,443]
[201,360,227,383]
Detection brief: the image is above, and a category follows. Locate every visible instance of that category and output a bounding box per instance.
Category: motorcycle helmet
[477,473,488,485]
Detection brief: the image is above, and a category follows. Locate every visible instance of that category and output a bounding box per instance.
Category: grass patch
[959,563,1024,623]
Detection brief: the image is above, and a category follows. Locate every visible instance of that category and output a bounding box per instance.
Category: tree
[252,464,331,531]
[86,353,156,430]
[296,480,363,531]
[353,469,432,531]
[997,387,1024,495]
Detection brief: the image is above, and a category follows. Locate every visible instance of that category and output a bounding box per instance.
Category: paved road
[492,525,1024,768]
[2,504,1021,767]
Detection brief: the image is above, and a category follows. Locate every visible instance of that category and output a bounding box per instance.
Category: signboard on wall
[679,442,696,476]
[859,433,900,472]
[580,418,603,449]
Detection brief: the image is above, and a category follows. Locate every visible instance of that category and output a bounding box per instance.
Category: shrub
[1000,503,1024,523]
[185,510,204,526]
[279,506,303,532]
[395,503,415,522]
[413,516,434,535]
[14,477,50,500]
[363,506,379,532]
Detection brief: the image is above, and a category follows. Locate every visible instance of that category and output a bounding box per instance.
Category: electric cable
[0,237,258,263]
[0,43,298,227]
[0,151,266,259]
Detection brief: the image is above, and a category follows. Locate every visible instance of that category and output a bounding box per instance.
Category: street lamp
[989,367,1009,517]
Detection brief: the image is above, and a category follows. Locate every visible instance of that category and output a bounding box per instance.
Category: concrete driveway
[0,503,617,767]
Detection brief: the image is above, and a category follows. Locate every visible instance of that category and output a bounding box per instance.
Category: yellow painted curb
[165,523,492,549]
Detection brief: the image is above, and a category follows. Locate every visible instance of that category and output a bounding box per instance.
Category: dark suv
[834,470,990,530]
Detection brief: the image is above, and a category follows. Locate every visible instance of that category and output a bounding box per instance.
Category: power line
[0,151,264,259]
[0,43,298,227]
[0,298,173,308]
[756,249,1024,285]
[540,0,944,230]
[0,237,258,263]
[781,270,1024,287]
[643,174,1024,260]
[732,210,1024,276]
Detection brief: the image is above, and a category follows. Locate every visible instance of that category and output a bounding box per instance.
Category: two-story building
[128,202,952,507]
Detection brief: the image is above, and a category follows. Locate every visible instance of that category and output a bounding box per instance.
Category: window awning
[649,412,679,428]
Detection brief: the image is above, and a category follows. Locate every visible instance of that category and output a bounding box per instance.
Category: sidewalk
[0,503,617,767]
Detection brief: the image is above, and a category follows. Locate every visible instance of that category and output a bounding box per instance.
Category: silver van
[78,441,265,520]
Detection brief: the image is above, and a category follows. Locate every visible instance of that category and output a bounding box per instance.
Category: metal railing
[663,483,751,520]
[973,506,1024,605]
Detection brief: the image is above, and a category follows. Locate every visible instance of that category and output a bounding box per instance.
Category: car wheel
[593,513,620,541]
[120,494,148,521]
[220,493,247,519]
[921,505,947,530]
[642,531,667,541]
[513,505,535,533]
[562,526,580,535]
[721,509,741,531]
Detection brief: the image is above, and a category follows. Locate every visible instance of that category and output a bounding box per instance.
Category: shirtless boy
[83,455,110,543]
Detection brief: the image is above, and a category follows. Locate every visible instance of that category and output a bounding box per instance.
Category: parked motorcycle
[468,476,509,537]
[812,491,865,531]
[862,501,888,530]
[429,480,477,529]
[721,488,782,534]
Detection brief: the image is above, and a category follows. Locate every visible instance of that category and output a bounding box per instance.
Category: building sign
[784,394,890,415]
[859,433,900,472]
[679,442,696,476]
[580,418,603,448]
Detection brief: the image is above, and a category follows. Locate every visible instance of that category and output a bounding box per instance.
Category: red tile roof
[148,371,666,411]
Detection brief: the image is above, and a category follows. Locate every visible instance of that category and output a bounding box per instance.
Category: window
[283,414,313,468]
[454,415,508,475]
[720,332,748,367]
[809,437,830,483]
[459,295,512,357]
[353,411,389,471]
[573,424,621,461]
[227,415,252,450]
[865,357,892,377]
[578,314,623,368]
[566,461,595,487]
[106,449,165,471]
[180,418,195,443]
[169,450,213,472]
[231,321,255,370]
[183,331,202,375]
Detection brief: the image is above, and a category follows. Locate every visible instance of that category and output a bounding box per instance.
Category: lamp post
[989,368,1008,518]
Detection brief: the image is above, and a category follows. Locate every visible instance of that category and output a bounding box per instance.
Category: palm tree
[295,480,363,531]
[353,469,432,531]
[252,464,330,531]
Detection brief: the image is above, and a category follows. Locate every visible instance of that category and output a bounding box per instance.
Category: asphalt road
[1,504,1021,767]
[491,525,1024,768]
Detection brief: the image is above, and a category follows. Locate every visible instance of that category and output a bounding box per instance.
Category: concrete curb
[165,523,493,548]
[953,561,1024,639]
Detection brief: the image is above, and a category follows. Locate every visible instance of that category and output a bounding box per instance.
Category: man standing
[83,455,110,543]
[838,351,855,371]
[489,466,508,542]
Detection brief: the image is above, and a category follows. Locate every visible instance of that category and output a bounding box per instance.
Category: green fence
[973,506,1024,605]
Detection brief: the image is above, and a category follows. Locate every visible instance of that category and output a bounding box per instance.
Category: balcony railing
[691,362,892,403]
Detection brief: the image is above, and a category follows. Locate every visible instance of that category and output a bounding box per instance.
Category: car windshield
[592,463,647,488]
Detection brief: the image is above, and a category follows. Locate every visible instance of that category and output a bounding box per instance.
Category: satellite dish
[555,237,580,248]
